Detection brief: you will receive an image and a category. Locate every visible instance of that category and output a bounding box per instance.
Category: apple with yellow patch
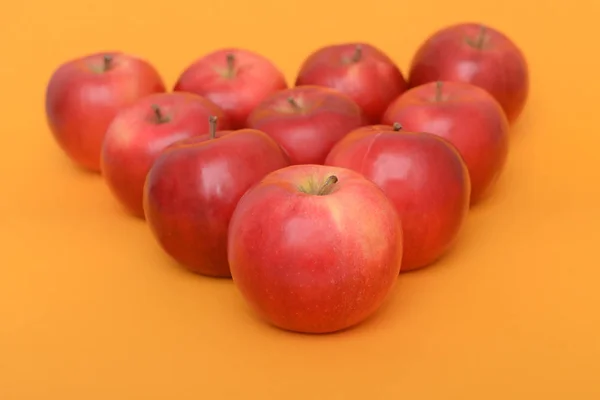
[227,164,403,334]
[294,43,408,124]
[45,51,166,171]
[174,48,288,129]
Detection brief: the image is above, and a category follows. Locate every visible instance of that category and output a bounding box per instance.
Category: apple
[143,116,290,277]
[246,85,365,165]
[408,22,529,124]
[173,48,288,129]
[325,123,470,272]
[228,164,403,334]
[101,92,230,218]
[45,51,166,171]
[294,43,408,124]
[382,81,509,205]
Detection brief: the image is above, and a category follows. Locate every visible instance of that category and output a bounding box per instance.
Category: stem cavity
[287,97,302,111]
[151,104,168,124]
[392,123,402,131]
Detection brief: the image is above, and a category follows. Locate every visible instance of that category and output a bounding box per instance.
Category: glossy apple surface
[45,51,166,171]
[228,164,403,333]
[325,124,470,271]
[246,85,365,164]
[143,118,290,277]
[408,23,529,123]
[294,43,407,124]
[382,81,509,204]
[101,92,230,218]
[173,48,288,129]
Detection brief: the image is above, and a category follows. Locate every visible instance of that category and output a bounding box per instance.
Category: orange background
[2,0,599,398]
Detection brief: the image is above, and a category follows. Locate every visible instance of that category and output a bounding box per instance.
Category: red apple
[246,85,365,165]
[143,116,290,277]
[382,81,509,205]
[228,164,403,334]
[101,92,230,218]
[173,48,288,129]
[325,124,470,272]
[294,43,408,124]
[45,51,166,171]
[408,23,529,124]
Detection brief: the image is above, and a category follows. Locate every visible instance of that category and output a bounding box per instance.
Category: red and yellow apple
[45,51,166,171]
[294,43,407,124]
[228,164,403,334]
[325,124,470,272]
[173,48,288,129]
[143,117,290,277]
[246,85,365,165]
[408,23,529,124]
[101,92,230,218]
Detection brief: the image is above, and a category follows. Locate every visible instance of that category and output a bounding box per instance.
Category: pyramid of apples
[45,22,528,334]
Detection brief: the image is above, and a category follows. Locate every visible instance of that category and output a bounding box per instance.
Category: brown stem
[151,104,168,123]
[287,97,302,111]
[392,122,402,131]
[435,81,443,102]
[225,53,236,78]
[351,44,363,62]
[208,116,218,139]
[474,25,487,49]
[317,175,338,196]
[103,54,113,71]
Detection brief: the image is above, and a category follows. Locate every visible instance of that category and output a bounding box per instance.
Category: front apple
[45,51,166,171]
[228,164,403,334]
[325,124,470,272]
[143,117,290,277]
[101,92,230,218]
[173,48,288,129]
[246,85,365,164]
[294,43,407,124]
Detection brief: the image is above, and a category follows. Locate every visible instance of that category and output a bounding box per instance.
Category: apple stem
[209,116,218,139]
[474,25,487,49]
[287,97,302,111]
[103,54,113,71]
[317,175,339,196]
[392,123,402,131]
[226,53,236,78]
[435,81,443,102]
[351,44,363,62]
[151,104,168,124]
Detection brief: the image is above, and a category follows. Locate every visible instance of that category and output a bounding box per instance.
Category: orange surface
[2,0,600,398]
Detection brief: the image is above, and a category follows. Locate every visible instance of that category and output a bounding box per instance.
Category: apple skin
[228,164,403,334]
[408,22,529,124]
[246,85,365,165]
[101,92,231,218]
[382,81,509,205]
[173,48,288,129]
[45,51,166,171]
[294,43,407,124]
[143,124,290,277]
[325,124,470,272]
